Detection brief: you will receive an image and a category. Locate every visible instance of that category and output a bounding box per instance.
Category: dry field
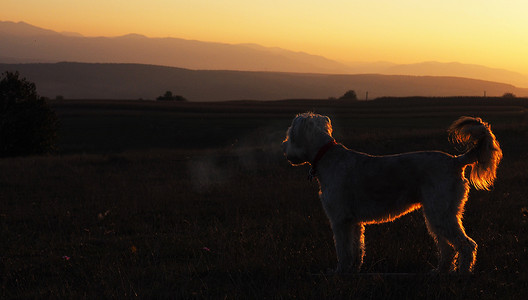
[1,97,527,299]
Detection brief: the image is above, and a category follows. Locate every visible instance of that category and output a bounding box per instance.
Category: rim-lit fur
[449,117,503,190]
[281,113,502,274]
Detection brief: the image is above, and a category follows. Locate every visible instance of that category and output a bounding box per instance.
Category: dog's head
[281,112,333,165]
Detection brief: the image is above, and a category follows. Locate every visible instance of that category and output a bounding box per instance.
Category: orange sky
[2,0,528,74]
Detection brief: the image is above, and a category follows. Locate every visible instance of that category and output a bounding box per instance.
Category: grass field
[1,97,528,299]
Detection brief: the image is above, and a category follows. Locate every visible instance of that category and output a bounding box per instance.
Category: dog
[281,113,502,273]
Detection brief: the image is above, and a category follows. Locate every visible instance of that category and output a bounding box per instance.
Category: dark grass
[1,97,528,299]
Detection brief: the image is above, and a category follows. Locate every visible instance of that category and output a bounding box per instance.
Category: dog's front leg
[331,221,364,273]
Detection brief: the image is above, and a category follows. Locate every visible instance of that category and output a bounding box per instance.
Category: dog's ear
[324,116,333,136]
[288,115,308,143]
[313,115,333,137]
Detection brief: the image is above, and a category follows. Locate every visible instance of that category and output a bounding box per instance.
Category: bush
[157,91,186,101]
[0,71,58,157]
[339,90,358,100]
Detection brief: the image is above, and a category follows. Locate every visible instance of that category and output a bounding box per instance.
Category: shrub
[157,91,186,101]
[0,71,58,157]
[502,92,516,99]
[339,90,358,100]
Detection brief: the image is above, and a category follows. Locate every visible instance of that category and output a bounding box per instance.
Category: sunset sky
[3,0,528,74]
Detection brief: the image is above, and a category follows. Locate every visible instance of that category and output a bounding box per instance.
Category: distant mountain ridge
[0,20,61,36]
[1,62,526,101]
[1,20,527,87]
[0,21,352,74]
[385,62,528,89]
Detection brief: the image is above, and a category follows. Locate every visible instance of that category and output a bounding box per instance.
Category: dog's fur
[281,113,502,273]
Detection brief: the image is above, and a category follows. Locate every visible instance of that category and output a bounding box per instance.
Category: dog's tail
[448,116,502,190]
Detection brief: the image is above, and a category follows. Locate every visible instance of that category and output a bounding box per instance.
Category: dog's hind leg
[446,182,478,273]
[424,210,477,273]
[331,221,365,273]
[448,221,477,273]
[436,236,456,272]
[422,176,477,273]
[424,221,456,272]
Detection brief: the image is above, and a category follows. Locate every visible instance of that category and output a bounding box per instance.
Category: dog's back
[337,149,456,224]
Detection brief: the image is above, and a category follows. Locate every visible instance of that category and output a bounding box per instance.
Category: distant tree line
[331,90,519,101]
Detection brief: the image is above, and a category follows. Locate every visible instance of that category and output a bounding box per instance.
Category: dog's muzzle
[282,141,302,164]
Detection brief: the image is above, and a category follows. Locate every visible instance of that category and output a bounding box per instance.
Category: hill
[1,62,527,101]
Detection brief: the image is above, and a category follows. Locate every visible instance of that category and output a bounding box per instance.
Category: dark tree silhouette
[339,90,358,100]
[157,91,186,101]
[0,71,58,157]
[502,92,516,98]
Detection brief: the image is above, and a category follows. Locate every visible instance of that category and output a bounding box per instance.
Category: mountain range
[0,21,352,74]
[1,20,527,88]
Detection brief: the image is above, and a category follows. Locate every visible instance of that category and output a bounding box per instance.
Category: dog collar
[309,140,337,181]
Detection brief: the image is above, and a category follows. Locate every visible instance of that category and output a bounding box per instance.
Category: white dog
[281,113,502,273]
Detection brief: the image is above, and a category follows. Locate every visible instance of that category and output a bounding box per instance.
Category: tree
[502,92,516,99]
[157,91,186,101]
[0,71,58,157]
[339,90,358,100]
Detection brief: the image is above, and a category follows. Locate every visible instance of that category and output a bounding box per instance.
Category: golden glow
[448,117,503,191]
[362,203,423,225]
[2,0,528,74]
